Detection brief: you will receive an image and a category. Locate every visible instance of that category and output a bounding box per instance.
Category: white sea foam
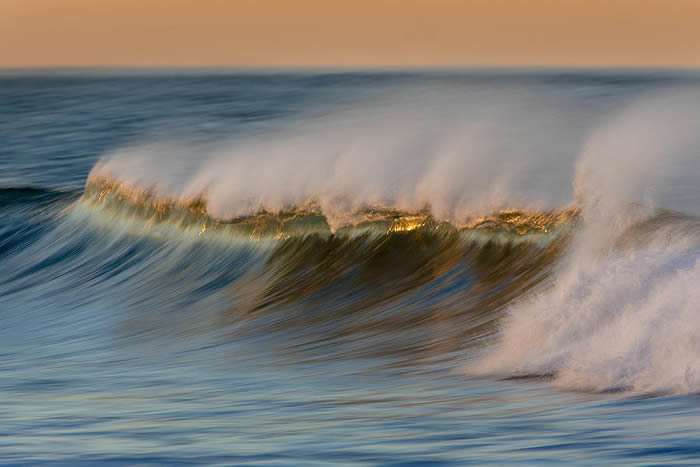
[470,90,700,394]
[473,246,700,394]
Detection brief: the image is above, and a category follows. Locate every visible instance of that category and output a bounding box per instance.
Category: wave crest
[83,176,579,240]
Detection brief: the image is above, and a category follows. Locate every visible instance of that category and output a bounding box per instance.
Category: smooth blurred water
[1,70,700,465]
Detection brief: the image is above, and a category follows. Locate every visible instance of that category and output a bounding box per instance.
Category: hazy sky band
[3,0,699,68]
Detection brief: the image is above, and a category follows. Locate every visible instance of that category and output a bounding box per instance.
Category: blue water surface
[1,70,700,465]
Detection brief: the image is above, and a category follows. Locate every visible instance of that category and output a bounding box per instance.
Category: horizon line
[3,65,700,75]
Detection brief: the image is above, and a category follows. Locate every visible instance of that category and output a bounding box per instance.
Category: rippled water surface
[2,70,700,465]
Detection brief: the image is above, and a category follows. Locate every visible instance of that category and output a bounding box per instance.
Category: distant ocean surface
[2,70,700,465]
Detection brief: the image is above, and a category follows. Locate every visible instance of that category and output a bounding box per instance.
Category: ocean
[1,69,700,465]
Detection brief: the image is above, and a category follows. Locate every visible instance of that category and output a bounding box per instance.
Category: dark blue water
[2,70,700,465]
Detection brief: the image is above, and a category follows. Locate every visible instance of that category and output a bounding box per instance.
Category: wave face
[69,176,576,364]
[3,71,700,464]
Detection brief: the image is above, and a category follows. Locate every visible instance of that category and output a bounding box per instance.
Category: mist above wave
[90,84,593,227]
[91,83,700,226]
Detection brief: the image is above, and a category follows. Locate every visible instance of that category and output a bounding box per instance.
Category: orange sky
[2,0,699,68]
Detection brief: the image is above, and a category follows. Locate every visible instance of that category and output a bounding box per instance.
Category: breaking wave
[5,83,700,395]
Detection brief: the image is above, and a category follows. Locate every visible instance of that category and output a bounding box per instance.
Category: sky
[2,0,700,68]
